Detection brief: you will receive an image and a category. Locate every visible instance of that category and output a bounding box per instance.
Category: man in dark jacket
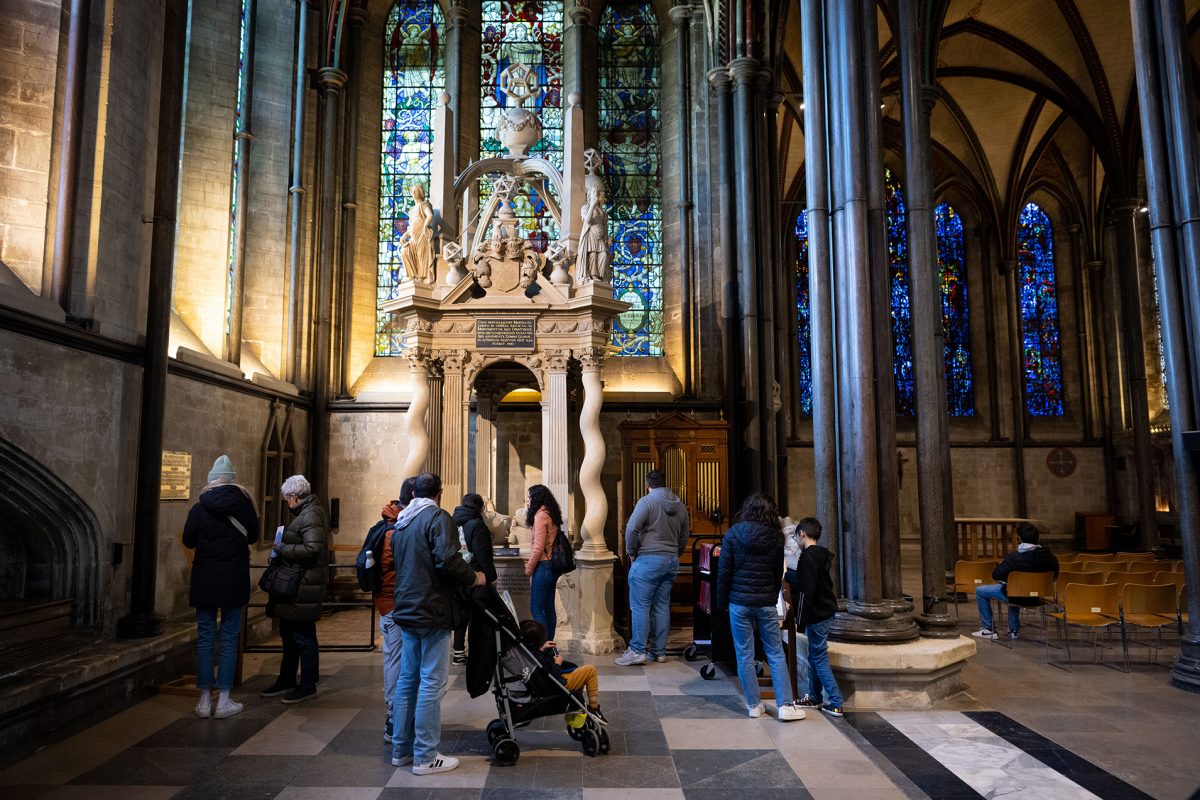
[260,474,328,705]
[183,455,259,719]
[784,517,843,717]
[390,473,485,776]
[973,522,1059,640]
[616,469,691,666]
[451,493,496,664]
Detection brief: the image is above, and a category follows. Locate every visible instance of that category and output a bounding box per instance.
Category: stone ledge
[828,635,977,672]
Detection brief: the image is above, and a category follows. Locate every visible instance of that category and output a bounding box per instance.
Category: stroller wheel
[700,663,717,680]
[566,721,584,741]
[581,729,599,757]
[684,644,699,662]
[493,737,520,766]
[486,719,506,746]
[598,726,611,754]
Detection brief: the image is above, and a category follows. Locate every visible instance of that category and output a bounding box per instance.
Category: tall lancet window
[886,168,915,415]
[1016,202,1064,415]
[794,211,812,415]
[935,202,975,416]
[376,0,445,356]
[480,1,563,251]
[225,0,252,339]
[599,2,662,356]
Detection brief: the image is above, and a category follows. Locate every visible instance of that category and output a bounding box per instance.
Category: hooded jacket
[994,544,1059,603]
[625,487,691,559]
[270,494,329,622]
[717,520,785,608]
[391,504,478,629]
[453,503,497,584]
[785,543,837,628]
[183,483,260,608]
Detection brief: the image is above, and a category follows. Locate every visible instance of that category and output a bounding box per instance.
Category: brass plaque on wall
[161,450,192,500]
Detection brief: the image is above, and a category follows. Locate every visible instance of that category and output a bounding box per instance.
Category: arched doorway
[470,360,544,517]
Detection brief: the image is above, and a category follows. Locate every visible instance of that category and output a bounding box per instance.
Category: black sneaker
[589,706,608,724]
[281,685,317,704]
[821,703,845,718]
[452,650,467,665]
[384,714,393,743]
[259,681,295,698]
[796,694,822,708]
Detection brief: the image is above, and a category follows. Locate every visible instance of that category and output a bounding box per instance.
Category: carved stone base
[830,600,921,643]
[1171,635,1200,693]
[559,553,622,656]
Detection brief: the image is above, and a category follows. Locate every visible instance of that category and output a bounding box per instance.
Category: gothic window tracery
[599,1,663,357]
[794,211,812,415]
[936,202,975,416]
[1016,202,1065,416]
[376,0,445,356]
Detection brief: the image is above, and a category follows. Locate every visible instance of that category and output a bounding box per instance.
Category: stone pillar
[224,0,257,365]
[440,352,468,508]
[801,0,839,589]
[476,393,496,502]
[566,5,598,149]
[117,0,188,639]
[285,0,312,384]
[336,2,365,397]
[1066,225,1097,440]
[754,70,781,505]
[443,0,476,170]
[400,348,432,480]
[1112,199,1160,548]
[999,258,1029,517]
[826,0,917,642]
[897,0,956,637]
[307,65,347,500]
[431,93,463,284]
[1130,0,1200,691]
[673,2,698,396]
[560,92,586,260]
[426,361,444,480]
[541,351,571,522]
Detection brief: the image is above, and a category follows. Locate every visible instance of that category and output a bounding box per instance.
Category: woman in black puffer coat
[716,493,803,721]
[183,455,259,720]
[451,493,497,663]
[261,474,328,705]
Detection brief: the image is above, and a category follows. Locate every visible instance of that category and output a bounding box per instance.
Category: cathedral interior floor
[2,602,1198,800]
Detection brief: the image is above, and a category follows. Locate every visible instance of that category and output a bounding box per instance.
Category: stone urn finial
[497,63,543,157]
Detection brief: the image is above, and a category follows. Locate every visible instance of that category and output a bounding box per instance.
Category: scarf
[1017,542,1039,553]
[394,496,439,529]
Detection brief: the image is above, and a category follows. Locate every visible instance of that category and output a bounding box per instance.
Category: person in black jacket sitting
[973,522,1059,640]
[716,493,805,721]
[451,493,497,664]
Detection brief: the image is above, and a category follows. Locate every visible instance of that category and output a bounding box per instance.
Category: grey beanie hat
[207,455,236,483]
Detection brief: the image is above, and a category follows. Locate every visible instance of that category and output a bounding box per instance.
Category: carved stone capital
[403,346,433,368]
[347,1,367,28]
[570,2,596,26]
[727,57,759,86]
[706,67,731,90]
[316,66,347,93]
[438,350,468,372]
[920,84,941,115]
[446,0,471,26]
[576,346,607,370]
[544,349,572,373]
[669,2,692,25]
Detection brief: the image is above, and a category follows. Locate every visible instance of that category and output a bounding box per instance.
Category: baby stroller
[464,585,609,766]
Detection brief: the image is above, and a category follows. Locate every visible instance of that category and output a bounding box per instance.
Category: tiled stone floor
[2,547,1199,799]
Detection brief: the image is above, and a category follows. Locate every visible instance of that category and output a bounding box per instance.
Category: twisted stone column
[577,347,611,558]
[400,348,433,480]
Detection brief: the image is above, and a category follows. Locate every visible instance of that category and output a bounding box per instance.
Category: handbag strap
[228,516,249,539]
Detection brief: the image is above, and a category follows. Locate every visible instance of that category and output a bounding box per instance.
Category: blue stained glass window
[479,1,563,252]
[886,169,915,415]
[376,0,445,356]
[599,2,662,356]
[935,203,975,416]
[795,212,812,415]
[1016,202,1064,415]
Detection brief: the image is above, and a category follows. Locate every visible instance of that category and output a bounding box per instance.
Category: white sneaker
[748,702,765,718]
[777,703,806,721]
[614,648,647,666]
[412,753,459,775]
[971,628,999,640]
[213,699,243,719]
[194,697,212,718]
[652,654,668,663]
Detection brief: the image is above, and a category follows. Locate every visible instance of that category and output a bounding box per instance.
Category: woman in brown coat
[260,474,328,704]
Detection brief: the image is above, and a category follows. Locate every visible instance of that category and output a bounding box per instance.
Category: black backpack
[355,519,390,592]
[549,527,576,576]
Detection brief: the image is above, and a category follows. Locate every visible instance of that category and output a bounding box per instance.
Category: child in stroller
[520,620,607,722]
[466,585,609,766]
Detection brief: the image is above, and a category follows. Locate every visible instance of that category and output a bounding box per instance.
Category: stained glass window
[376,0,445,356]
[935,203,975,416]
[886,169,915,415]
[225,0,251,338]
[1016,202,1065,416]
[479,1,563,252]
[795,212,812,415]
[600,2,662,356]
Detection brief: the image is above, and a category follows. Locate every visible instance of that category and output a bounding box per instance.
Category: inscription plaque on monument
[161,450,192,501]
[476,318,535,350]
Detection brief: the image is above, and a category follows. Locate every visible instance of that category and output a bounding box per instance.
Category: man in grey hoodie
[616,469,691,665]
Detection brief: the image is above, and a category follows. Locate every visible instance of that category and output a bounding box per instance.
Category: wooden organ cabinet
[616,413,730,640]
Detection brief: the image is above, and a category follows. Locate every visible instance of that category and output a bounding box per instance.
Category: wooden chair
[1056,560,1082,572]
[951,560,998,622]
[1056,571,1104,599]
[1152,572,1186,592]
[1116,552,1156,563]
[1047,583,1120,670]
[1003,571,1055,647]
[1174,561,1187,572]
[1081,560,1114,572]
[1119,583,1180,671]
[1120,562,1158,575]
[1082,553,1119,562]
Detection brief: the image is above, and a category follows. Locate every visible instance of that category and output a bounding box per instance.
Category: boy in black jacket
[972,522,1059,641]
[784,517,844,717]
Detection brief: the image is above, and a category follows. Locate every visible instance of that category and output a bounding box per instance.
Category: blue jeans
[804,617,843,707]
[976,583,1020,633]
[380,614,403,716]
[530,561,557,640]
[392,627,452,765]
[728,603,794,709]
[628,554,679,656]
[196,607,242,690]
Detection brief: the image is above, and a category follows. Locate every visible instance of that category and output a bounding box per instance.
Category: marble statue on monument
[400,184,435,286]
[575,149,612,285]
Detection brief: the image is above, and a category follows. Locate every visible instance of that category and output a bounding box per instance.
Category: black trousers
[453,620,467,651]
[278,618,319,688]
